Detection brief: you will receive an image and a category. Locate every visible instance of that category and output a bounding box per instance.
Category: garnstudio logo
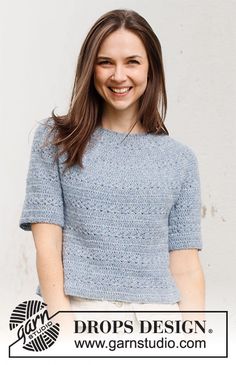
[9,300,60,352]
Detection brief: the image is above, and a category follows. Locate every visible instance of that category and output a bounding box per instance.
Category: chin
[110,104,134,111]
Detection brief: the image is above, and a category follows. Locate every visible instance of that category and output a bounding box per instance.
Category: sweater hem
[64,286,180,304]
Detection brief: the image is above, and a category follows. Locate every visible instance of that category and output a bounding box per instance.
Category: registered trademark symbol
[208,328,213,334]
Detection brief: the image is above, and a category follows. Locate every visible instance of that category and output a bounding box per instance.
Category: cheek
[132,67,149,85]
[94,71,102,88]
[94,68,109,86]
[134,75,148,91]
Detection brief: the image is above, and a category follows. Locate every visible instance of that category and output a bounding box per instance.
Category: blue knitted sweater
[20,118,203,304]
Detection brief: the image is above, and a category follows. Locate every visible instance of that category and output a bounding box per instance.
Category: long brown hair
[46,9,168,170]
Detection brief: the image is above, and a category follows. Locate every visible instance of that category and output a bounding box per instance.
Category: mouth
[108,87,133,96]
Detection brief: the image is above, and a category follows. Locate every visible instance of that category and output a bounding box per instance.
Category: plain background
[0,0,235,363]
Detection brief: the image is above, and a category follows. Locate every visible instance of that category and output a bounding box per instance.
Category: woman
[20,9,205,333]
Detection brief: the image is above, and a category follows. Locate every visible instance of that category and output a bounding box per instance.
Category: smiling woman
[19,9,205,329]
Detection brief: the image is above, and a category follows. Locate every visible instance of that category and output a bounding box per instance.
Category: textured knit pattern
[20,118,203,304]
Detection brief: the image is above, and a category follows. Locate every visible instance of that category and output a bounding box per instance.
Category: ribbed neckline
[95,125,149,138]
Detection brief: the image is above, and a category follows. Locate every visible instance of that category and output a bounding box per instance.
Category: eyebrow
[96,55,143,60]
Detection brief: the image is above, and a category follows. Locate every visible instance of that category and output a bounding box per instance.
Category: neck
[101,107,145,134]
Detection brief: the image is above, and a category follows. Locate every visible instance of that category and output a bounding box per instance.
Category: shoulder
[156,134,199,168]
[29,117,58,154]
[30,117,58,162]
[32,117,55,141]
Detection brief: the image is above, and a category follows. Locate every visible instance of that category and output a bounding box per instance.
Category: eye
[128,60,140,64]
[97,60,111,65]
[97,60,140,65]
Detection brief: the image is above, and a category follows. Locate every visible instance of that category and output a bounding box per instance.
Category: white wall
[1,0,235,360]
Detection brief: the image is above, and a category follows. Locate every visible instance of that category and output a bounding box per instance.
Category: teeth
[110,87,131,94]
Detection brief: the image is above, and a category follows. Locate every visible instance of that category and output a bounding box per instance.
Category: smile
[108,87,132,96]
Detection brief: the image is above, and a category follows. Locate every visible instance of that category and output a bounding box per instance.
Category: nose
[111,65,127,82]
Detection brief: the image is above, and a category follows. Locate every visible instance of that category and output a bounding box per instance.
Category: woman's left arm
[169,248,205,320]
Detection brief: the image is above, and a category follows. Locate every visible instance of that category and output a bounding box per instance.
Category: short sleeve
[19,121,64,231]
[168,149,203,251]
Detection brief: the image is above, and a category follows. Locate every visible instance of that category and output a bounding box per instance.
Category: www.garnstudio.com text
[73,337,206,351]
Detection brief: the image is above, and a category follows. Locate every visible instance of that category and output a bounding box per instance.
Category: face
[94,28,149,114]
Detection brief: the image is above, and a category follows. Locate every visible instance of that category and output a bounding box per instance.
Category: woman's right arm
[31,223,71,318]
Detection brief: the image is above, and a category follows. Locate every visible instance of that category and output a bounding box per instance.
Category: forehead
[97,29,147,57]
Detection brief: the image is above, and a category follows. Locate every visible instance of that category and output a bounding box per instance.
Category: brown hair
[47,8,168,170]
